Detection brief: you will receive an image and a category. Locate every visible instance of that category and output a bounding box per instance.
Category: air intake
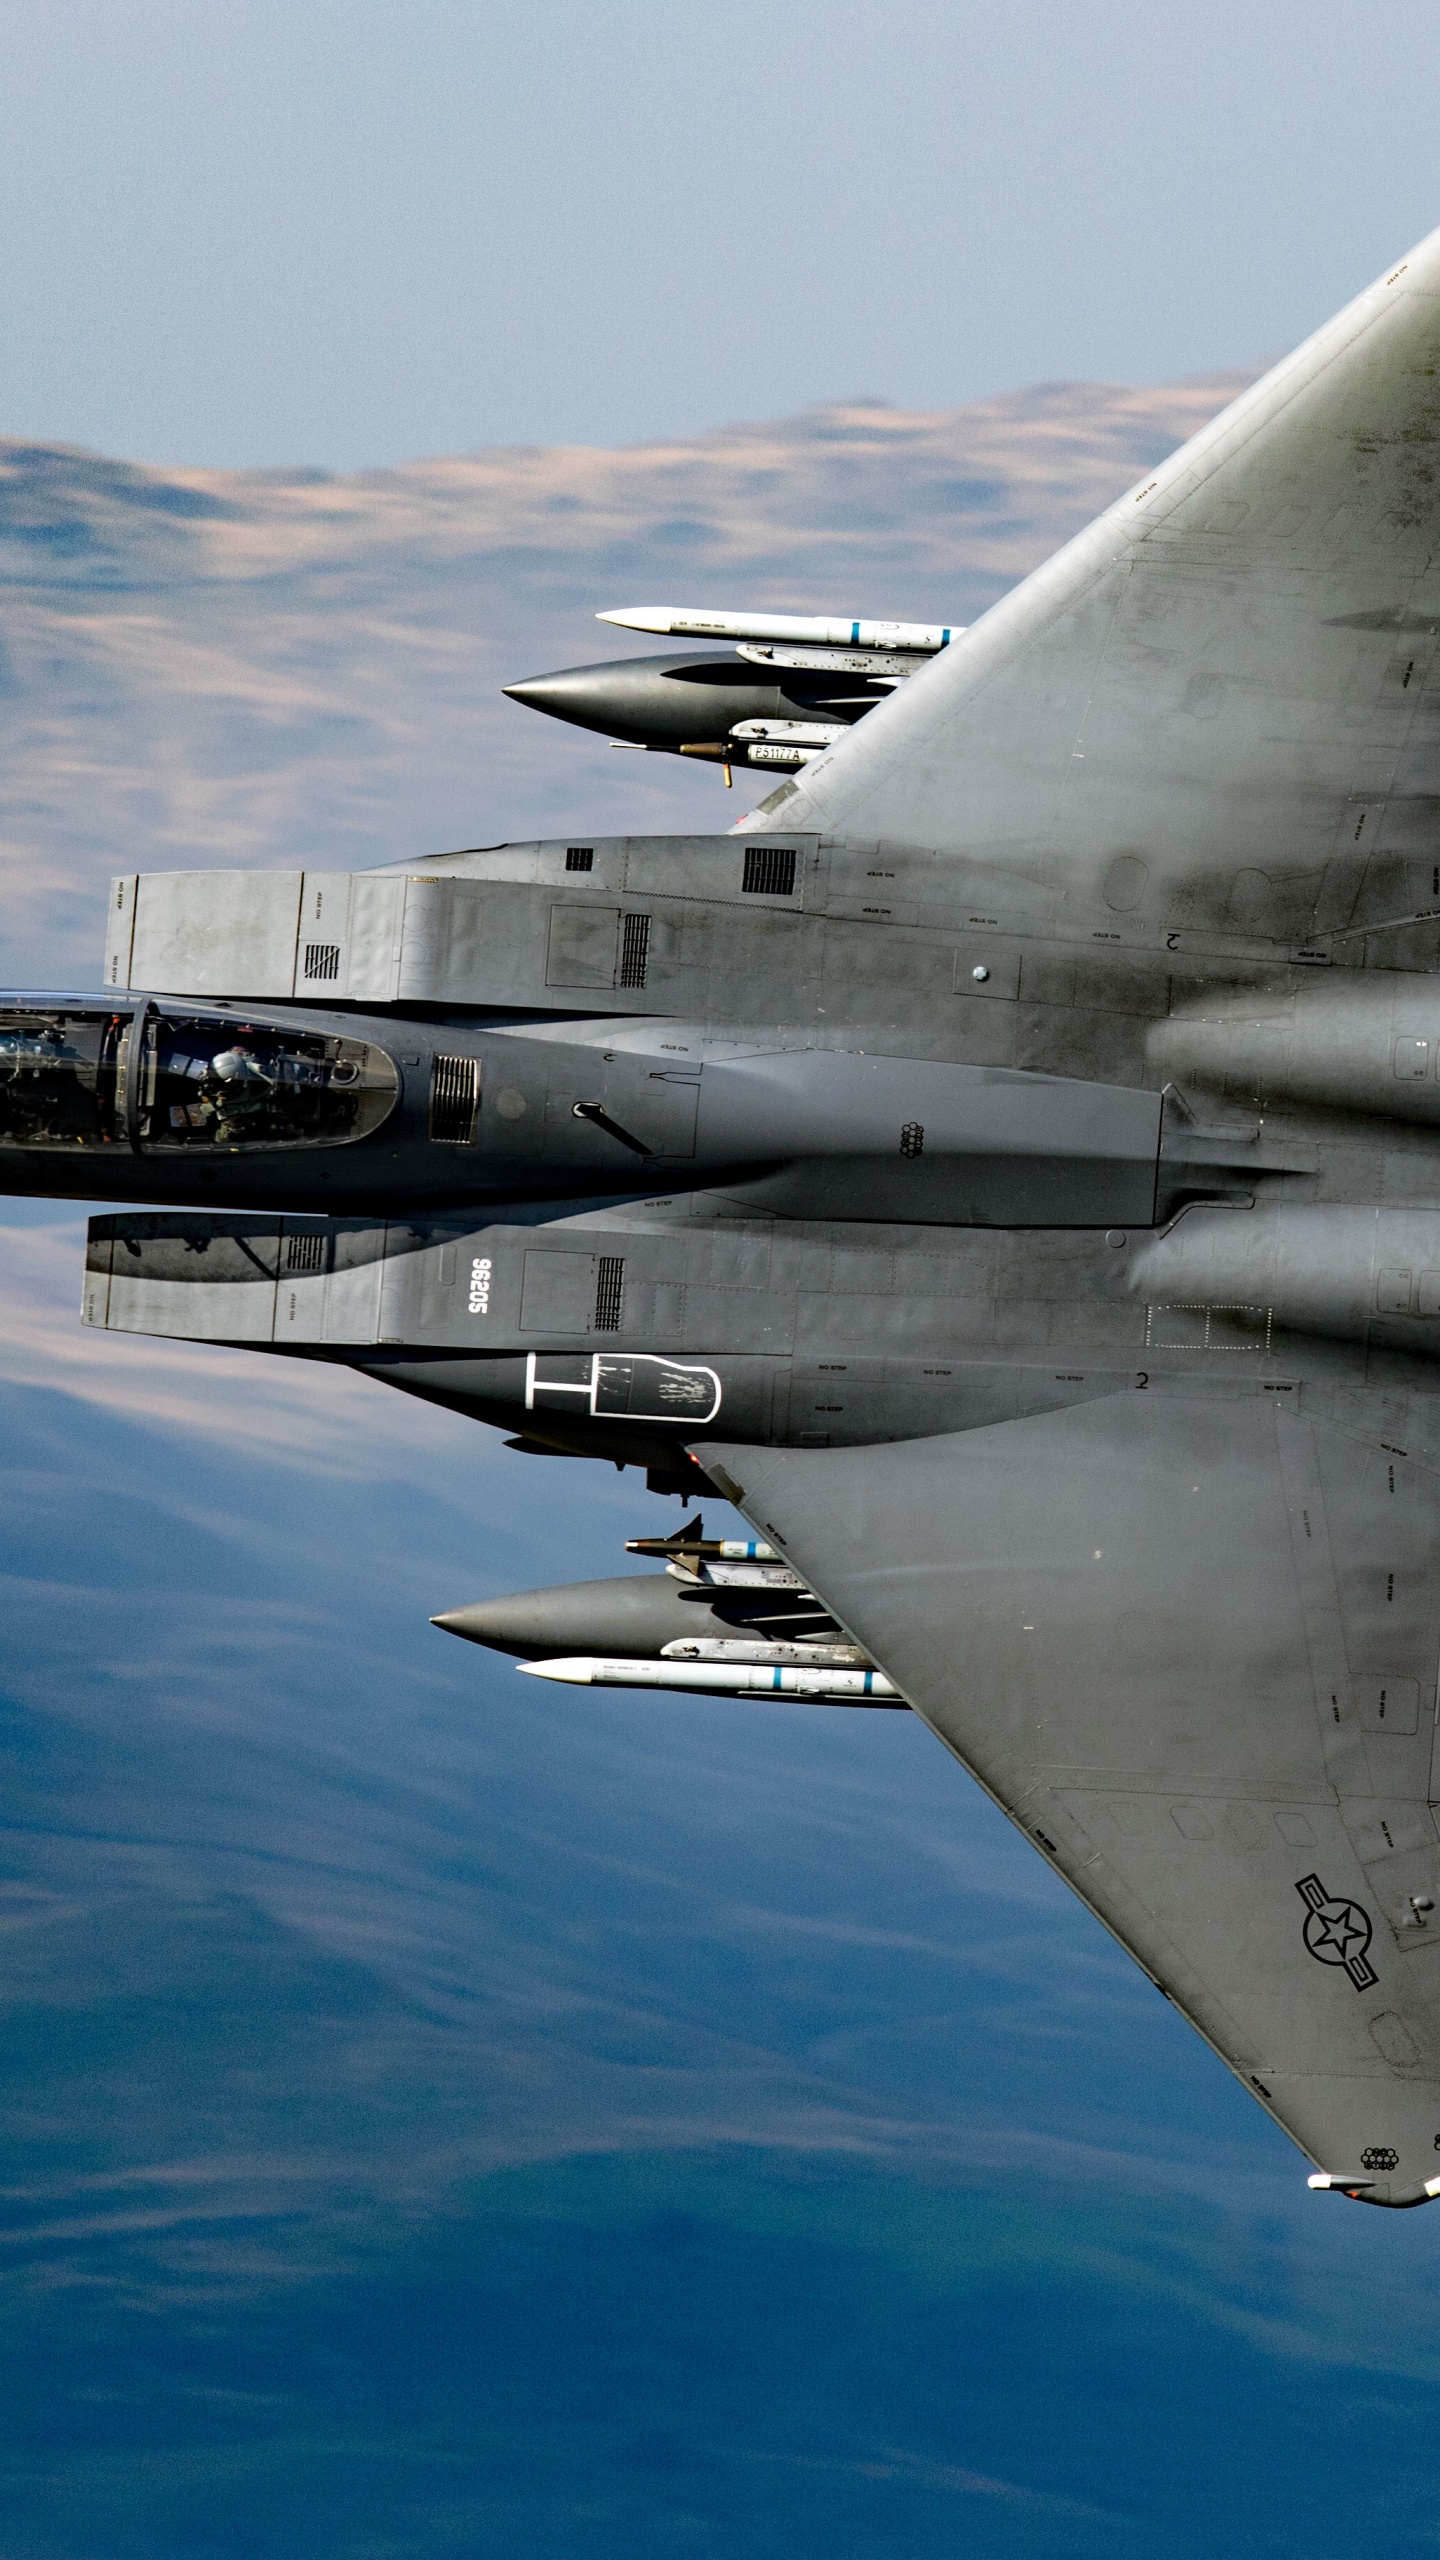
[429,1054,482,1144]
[285,1230,327,1273]
[594,1255,625,1331]
[618,914,651,989]
[302,941,342,982]
[742,844,797,896]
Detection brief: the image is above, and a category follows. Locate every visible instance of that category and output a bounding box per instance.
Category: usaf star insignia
[1296,1873,1378,1991]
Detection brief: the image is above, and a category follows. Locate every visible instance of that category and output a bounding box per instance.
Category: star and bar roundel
[1296,1873,1379,1992]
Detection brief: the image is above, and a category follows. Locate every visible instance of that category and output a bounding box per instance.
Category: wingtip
[1306,2172,1440,2207]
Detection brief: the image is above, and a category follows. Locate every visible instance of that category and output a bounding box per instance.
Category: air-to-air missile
[519,1658,901,1704]
[432,1515,903,1707]
[503,603,963,776]
[596,607,957,650]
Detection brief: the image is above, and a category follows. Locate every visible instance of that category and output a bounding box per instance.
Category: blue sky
[5,7,1440,2547]
[2,0,1440,467]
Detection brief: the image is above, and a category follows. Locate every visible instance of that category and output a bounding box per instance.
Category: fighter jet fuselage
[18,823,1440,1502]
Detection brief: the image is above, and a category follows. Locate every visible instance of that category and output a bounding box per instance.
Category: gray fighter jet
[9,226,1440,2204]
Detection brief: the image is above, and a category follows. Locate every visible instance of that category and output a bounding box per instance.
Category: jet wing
[697,1386,1440,2205]
[752,225,1440,956]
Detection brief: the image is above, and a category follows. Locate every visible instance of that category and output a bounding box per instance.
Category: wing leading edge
[697,1386,1440,2204]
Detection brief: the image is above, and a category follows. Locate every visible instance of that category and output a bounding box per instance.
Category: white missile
[517,1655,902,1705]
[597,606,959,654]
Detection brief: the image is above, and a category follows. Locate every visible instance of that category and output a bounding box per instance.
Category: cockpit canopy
[0,1008,399,1151]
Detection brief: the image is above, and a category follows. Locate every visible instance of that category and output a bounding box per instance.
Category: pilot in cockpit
[206,1045,276,1143]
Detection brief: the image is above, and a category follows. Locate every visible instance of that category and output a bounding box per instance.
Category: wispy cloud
[0,1214,471,1477]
